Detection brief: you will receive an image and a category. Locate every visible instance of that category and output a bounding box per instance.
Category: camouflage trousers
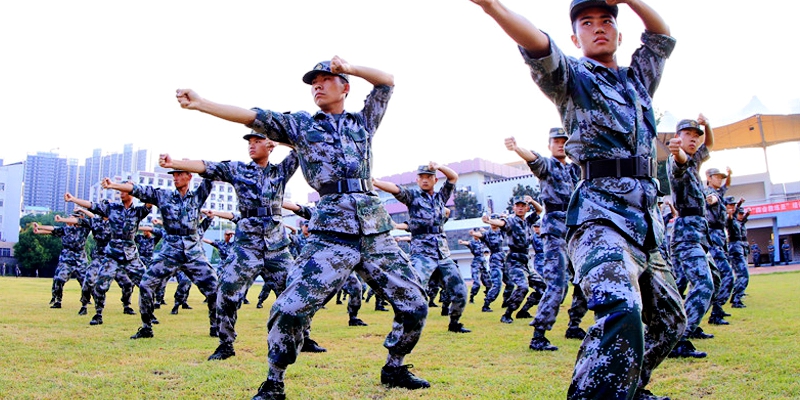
[709,245,734,307]
[532,234,587,331]
[671,242,713,333]
[81,256,134,309]
[343,272,364,317]
[93,256,145,316]
[533,254,545,276]
[217,244,292,345]
[139,252,218,331]
[268,232,427,368]
[728,242,750,304]
[484,253,506,306]
[469,256,491,298]
[256,272,274,304]
[505,252,546,313]
[173,271,193,305]
[412,254,467,323]
[52,256,88,303]
[567,223,686,400]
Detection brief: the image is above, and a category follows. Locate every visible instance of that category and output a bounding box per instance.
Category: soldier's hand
[159,153,173,169]
[504,137,518,151]
[697,113,709,126]
[33,227,40,234]
[523,195,535,204]
[64,193,74,202]
[176,89,202,110]
[668,137,683,155]
[706,194,718,205]
[202,209,215,218]
[726,166,732,176]
[100,178,112,189]
[330,56,353,75]
[32,222,40,229]
[153,218,162,225]
[469,0,497,9]
[428,161,440,171]
[481,214,490,223]
[55,215,63,222]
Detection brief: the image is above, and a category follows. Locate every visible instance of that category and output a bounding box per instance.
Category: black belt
[582,156,656,179]
[544,201,568,212]
[410,226,443,235]
[241,207,281,218]
[729,237,743,242]
[318,179,372,197]
[709,222,725,230]
[677,207,704,217]
[165,227,197,236]
[508,245,528,254]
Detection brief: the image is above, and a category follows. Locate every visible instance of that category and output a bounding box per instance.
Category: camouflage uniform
[79,217,135,310]
[464,238,490,301]
[393,180,468,328]
[727,214,749,305]
[130,180,219,334]
[135,228,165,304]
[499,208,546,320]
[767,243,776,266]
[668,144,714,335]
[705,186,734,319]
[531,230,545,276]
[50,224,91,305]
[480,228,507,310]
[172,216,215,307]
[200,151,299,348]
[248,84,427,370]
[526,148,588,335]
[87,201,151,320]
[750,243,761,267]
[781,242,791,265]
[522,31,686,398]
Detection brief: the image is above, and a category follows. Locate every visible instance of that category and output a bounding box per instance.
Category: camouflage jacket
[527,152,580,238]
[52,225,90,261]
[201,152,298,251]
[479,228,506,254]
[89,201,151,261]
[522,32,676,249]
[668,145,710,247]
[465,238,485,258]
[79,217,111,258]
[704,184,729,248]
[500,212,541,253]
[208,239,235,261]
[394,182,455,259]
[248,85,394,236]
[134,228,164,259]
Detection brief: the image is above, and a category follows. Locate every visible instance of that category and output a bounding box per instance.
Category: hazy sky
[2,1,798,201]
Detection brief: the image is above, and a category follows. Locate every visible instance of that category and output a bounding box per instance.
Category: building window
[0,248,10,257]
[228,195,233,202]
[211,194,216,200]
[227,204,233,211]
[228,186,233,193]
[148,178,154,184]
[210,203,216,210]
[139,177,145,184]
[158,179,164,186]
[0,200,3,207]
[0,183,5,191]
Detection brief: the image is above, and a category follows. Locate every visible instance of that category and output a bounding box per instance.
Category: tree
[13,228,61,276]
[505,183,541,214]
[453,190,483,220]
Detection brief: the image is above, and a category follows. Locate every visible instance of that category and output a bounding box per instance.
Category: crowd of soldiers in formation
[22,1,792,399]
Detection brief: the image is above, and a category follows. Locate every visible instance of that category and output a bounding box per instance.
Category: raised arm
[698,113,714,151]
[725,167,732,188]
[469,0,550,57]
[619,0,669,35]
[101,178,134,193]
[481,213,506,228]
[55,215,80,224]
[176,89,257,125]
[505,136,539,163]
[159,154,207,174]
[74,208,96,219]
[64,192,92,209]
[373,177,401,195]
[202,209,235,221]
[430,161,458,184]
[668,136,688,165]
[331,55,394,87]
[526,196,544,214]
[32,222,55,234]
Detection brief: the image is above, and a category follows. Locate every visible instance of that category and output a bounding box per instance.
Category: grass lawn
[1,271,798,399]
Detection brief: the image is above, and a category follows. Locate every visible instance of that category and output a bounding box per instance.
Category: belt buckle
[256,207,268,217]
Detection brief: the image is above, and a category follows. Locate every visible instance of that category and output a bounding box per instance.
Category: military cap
[417,165,436,175]
[549,127,568,140]
[676,119,704,135]
[243,131,267,141]
[706,168,728,178]
[490,213,500,219]
[533,221,541,227]
[70,211,83,218]
[512,196,528,205]
[570,0,618,23]
[723,196,736,204]
[302,60,350,85]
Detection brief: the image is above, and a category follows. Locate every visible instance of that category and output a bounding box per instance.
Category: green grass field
[1,272,799,399]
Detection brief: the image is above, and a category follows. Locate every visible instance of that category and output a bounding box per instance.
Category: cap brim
[302,70,349,85]
[571,1,618,22]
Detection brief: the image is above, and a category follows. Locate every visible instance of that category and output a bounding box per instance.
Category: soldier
[135,221,166,308]
[374,162,471,334]
[102,174,219,340]
[506,130,589,347]
[468,0,686,398]
[705,168,734,325]
[64,188,151,326]
[781,239,791,265]
[457,231,490,304]
[750,240,761,268]
[176,56,430,398]
[664,117,715,359]
[158,133,300,361]
[481,196,546,329]
[471,218,506,312]
[32,214,91,309]
[170,214,216,312]
[767,240,776,266]
[726,198,749,308]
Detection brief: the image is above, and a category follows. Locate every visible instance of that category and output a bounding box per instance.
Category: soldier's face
[678,129,703,155]
[707,174,725,188]
[416,173,437,192]
[249,138,276,162]
[513,202,529,217]
[171,172,192,190]
[571,8,621,62]
[311,74,349,112]
[548,137,567,159]
[119,191,132,202]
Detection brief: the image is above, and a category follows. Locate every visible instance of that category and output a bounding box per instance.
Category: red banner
[746,200,800,215]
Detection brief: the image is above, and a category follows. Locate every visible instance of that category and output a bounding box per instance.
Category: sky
[2,0,799,202]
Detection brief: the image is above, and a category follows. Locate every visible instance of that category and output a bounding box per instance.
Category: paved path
[749,262,800,275]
